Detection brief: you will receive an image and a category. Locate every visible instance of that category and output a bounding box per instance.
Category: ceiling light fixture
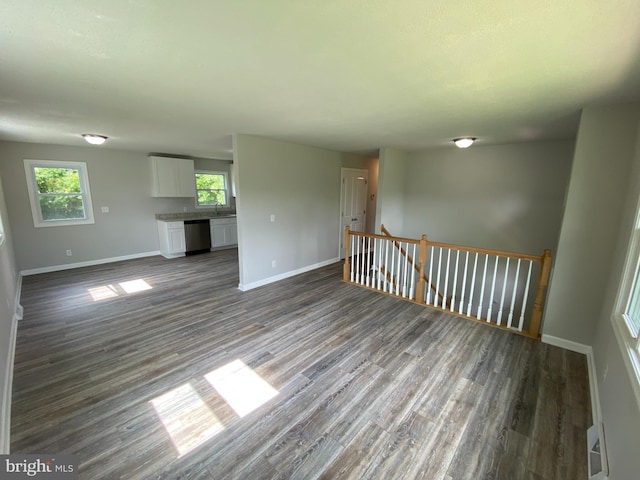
[82,134,108,145]
[453,137,476,148]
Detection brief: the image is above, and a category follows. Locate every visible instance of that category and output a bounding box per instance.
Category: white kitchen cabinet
[157,221,186,258]
[150,156,196,197]
[209,217,238,249]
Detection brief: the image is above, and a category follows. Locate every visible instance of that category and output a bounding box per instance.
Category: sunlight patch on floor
[88,284,118,301]
[150,383,225,457]
[88,279,152,301]
[204,359,279,417]
[119,279,153,294]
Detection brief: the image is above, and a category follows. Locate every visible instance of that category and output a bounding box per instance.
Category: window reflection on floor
[150,383,225,457]
[87,279,152,301]
[204,359,279,418]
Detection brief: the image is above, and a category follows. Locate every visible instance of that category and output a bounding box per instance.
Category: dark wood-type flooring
[11,250,591,479]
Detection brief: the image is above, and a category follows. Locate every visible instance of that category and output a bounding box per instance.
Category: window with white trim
[24,159,95,227]
[195,171,228,208]
[613,192,640,406]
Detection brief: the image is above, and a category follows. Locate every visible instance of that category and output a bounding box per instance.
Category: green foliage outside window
[195,173,227,206]
[34,167,86,220]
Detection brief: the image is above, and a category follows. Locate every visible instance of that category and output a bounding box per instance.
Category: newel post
[415,234,427,303]
[343,226,351,282]
[529,249,552,338]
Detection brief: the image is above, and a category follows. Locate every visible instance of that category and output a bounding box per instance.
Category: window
[0,209,5,246]
[613,192,640,407]
[24,159,95,227]
[195,171,228,208]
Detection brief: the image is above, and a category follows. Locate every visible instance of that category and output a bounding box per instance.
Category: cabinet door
[211,225,227,247]
[176,159,196,197]
[226,223,238,245]
[151,157,178,196]
[168,227,186,253]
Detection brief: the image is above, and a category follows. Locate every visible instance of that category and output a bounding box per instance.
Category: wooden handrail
[349,229,420,245]
[381,224,543,262]
[426,240,543,263]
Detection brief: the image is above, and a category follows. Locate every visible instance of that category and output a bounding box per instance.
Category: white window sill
[33,218,95,228]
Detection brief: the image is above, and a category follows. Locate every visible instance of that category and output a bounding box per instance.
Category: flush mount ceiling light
[453,137,476,148]
[82,134,108,145]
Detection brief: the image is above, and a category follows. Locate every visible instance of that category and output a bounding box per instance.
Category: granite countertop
[156,211,237,221]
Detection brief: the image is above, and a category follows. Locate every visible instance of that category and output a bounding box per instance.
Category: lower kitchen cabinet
[157,221,186,258]
[209,217,238,249]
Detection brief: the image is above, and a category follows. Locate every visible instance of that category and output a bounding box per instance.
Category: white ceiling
[1,0,639,158]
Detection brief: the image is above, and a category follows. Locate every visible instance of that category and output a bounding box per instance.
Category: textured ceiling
[1,0,639,158]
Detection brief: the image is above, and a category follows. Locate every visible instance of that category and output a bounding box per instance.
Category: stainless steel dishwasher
[184,219,211,255]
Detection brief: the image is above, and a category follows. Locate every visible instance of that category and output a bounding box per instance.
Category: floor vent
[587,423,608,479]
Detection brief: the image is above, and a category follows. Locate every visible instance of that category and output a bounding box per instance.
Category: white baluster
[351,235,359,283]
[486,256,499,322]
[360,237,367,285]
[467,253,478,316]
[366,236,372,287]
[451,250,460,312]
[435,247,443,307]
[507,259,522,328]
[371,237,377,289]
[518,260,534,331]
[378,239,385,290]
[354,234,359,283]
[358,236,364,285]
[443,249,451,309]
[427,246,434,305]
[390,240,396,294]
[384,239,390,292]
[497,257,510,325]
[459,251,469,314]
[372,238,380,290]
[410,244,416,300]
[396,242,402,296]
[477,254,489,319]
[402,242,409,298]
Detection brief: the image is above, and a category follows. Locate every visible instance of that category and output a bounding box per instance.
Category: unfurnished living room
[1,1,640,479]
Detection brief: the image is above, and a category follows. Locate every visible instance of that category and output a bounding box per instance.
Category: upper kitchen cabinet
[149,155,196,197]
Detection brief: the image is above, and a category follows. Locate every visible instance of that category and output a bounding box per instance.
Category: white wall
[0,174,19,453]
[556,104,640,480]
[233,135,342,289]
[403,141,574,254]
[0,141,230,272]
[544,106,640,345]
[376,147,407,235]
[365,156,379,234]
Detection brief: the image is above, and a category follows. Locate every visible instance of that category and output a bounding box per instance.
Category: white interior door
[340,168,368,258]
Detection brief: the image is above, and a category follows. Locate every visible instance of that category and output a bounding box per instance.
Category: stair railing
[343,226,552,338]
[380,224,449,308]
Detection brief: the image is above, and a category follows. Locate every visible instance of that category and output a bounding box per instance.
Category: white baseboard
[542,334,602,424]
[20,251,161,276]
[541,334,592,354]
[238,258,340,291]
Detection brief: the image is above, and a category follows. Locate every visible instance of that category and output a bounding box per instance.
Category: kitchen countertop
[156,211,237,221]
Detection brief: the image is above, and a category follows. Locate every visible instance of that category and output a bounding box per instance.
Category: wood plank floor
[11,250,592,479]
